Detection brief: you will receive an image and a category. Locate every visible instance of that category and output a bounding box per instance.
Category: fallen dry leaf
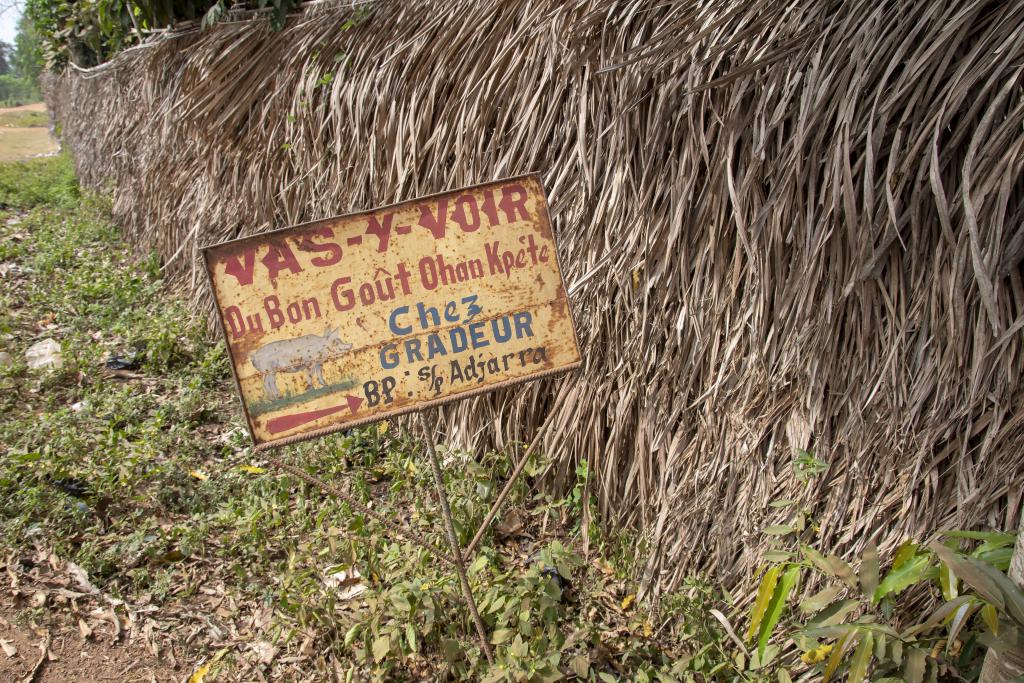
[188,662,210,683]
[324,567,361,590]
[78,618,92,639]
[66,562,98,594]
[298,635,314,658]
[495,510,525,537]
[96,608,121,641]
[251,640,278,665]
[0,638,16,657]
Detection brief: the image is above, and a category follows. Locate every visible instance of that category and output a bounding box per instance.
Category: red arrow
[344,394,363,413]
[266,395,364,435]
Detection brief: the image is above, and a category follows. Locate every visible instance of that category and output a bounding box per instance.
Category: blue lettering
[492,316,512,343]
[380,343,400,369]
[426,334,447,359]
[389,305,412,335]
[513,311,534,338]
[463,294,482,321]
[417,302,440,329]
[469,321,489,349]
[405,338,423,362]
[449,327,468,353]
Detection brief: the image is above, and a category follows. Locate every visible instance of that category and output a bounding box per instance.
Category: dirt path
[0,102,58,162]
[0,603,178,683]
[1,102,48,114]
[0,543,179,683]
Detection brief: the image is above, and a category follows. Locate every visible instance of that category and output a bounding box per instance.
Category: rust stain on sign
[203,174,581,449]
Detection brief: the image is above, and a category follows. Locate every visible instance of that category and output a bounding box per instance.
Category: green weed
[0,109,49,128]
[0,155,745,681]
[0,154,77,209]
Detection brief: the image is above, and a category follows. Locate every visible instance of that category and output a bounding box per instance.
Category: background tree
[13,12,44,80]
[23,0,299,70]
[0,41,12,75]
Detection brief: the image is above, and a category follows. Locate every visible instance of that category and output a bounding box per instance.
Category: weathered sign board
[203,174,581,449]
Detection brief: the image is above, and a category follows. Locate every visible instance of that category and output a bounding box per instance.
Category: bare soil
[0,546,184,683]
[0,102,47,113]
[0,603,178,683]
[0,102,58,162]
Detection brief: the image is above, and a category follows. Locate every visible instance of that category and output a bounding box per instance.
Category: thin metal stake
[417,411,495,665]
[268,457,458,565]
[463,420,550,561]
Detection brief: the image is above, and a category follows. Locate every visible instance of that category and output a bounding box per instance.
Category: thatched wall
[47,0,1024,592]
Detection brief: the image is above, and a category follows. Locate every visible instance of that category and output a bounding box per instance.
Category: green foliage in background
[0,74,41,106]
[0,155,77,208]
[735,450,1023,682]
[23,0,306,69]
[13,13,45,82]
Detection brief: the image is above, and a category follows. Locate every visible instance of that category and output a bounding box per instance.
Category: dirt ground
[0,605,178,683]
[0,548,182,683]
[0,102,59,162]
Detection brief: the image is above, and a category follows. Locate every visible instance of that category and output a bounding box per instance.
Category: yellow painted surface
[204,174,580,448]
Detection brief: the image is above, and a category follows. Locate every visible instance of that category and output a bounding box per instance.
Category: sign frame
[201,172,582,451]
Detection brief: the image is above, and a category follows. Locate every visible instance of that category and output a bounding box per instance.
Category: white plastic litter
[25,338,63,371]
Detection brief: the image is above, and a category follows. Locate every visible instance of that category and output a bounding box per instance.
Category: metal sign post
[417,410,495,663]
[202,175,580,664]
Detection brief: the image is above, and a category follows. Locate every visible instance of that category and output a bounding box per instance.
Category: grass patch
[249,376,359,416]
[0,128,58,163]
[0,155,749,681]
[0,109,49,128]
[0,154,78,210]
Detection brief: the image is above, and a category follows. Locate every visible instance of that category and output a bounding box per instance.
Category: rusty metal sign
[203,174,581,449]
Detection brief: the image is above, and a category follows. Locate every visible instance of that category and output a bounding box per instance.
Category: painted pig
[250,327,353,400]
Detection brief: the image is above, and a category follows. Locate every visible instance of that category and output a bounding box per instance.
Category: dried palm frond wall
[47,0,1024,593]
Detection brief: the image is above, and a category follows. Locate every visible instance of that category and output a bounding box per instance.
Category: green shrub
[0,74,40,106]
[744,532,1021,682]
[0,154,78,209]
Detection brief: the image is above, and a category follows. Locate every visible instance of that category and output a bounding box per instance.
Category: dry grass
[45,0,1024,593]
[0,100,55,160]
[0,129,57,162]
[0,110,49,128]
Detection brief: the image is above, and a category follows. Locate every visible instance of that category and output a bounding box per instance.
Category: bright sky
[0,1,22,46]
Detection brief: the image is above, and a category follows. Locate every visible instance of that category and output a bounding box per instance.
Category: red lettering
[499,184,530,223]
[394,261,414,294]
[297,227,343,267]
[418,199,448,239]
[264,295,285,329]
[366,213,395,252]
[480,189,499,226]
[224,305,246,339]
[222,248,257,287]
[331,276,355,311]
[262,242,304,281]
[452,194,481,232]
[485,241,503,275]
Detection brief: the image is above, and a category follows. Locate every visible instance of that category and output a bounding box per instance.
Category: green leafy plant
[746,531,1021,682]
[792,449,828,483]
[24,0,318,69]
